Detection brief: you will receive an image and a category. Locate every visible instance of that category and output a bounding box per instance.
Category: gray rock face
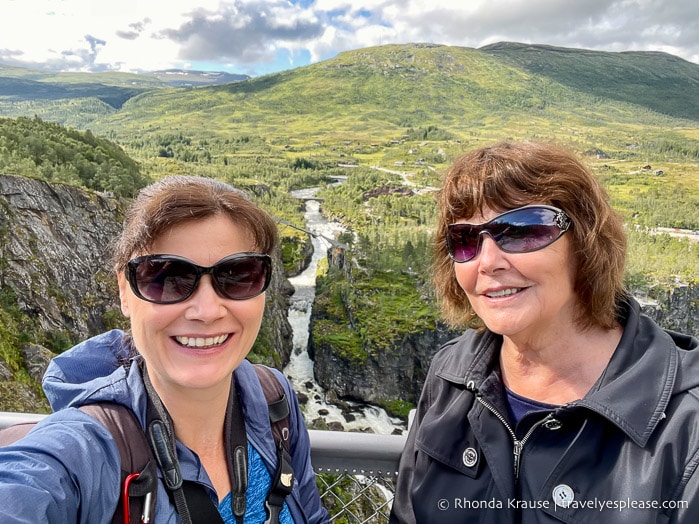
[20,343,55,384]
[0,174,123,340]
[638,283,698,337]
[312,322,459,406]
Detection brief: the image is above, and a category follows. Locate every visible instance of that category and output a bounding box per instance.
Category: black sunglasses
[446,205,572,263]
[126,253,272,304]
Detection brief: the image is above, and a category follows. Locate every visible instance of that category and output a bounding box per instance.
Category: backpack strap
[80,403,158,524]
[141,362,228,524]
[0,422,37,445]
[223,376,248,524]
[0,403,157,524]
[252,364,294,524]
[253,364,291,451]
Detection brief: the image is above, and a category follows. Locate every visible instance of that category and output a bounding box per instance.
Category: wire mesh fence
[309,429,405,523]
[317,471,396,523]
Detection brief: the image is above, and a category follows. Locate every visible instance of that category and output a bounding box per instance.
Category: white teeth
[175,334,229,348]
[486,288,521,298]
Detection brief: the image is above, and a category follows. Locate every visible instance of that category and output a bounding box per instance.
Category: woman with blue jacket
[0,175,328,523]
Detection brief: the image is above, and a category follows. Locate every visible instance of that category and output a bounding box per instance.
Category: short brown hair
[112,175,278,272]
[433,141,627,331]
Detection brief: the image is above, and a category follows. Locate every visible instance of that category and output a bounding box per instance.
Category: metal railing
[310,430,405,523]
[0,412,406,523]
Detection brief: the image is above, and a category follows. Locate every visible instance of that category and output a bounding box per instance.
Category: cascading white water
[283,188,406,435]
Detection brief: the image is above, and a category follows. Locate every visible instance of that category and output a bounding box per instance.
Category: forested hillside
[0,116,149,196]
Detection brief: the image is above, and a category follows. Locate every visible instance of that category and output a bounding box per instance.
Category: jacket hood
[42,329,135,410]
[669,328,699,353]
[41,330,282,437]
[42,328,290,455]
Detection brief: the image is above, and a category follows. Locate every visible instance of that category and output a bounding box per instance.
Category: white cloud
[0,0,697,75]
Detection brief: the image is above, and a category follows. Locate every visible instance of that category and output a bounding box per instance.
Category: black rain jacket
[390,298,699,523]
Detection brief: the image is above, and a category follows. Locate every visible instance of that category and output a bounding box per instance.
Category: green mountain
[1,42,697,279]
[0,43,697,412]
[480,42,699,121]
[1,42,698,149]
[0,63,248,109]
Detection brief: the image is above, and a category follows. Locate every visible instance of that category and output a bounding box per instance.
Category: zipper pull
[232,444,248,518]
[513,440,523,479]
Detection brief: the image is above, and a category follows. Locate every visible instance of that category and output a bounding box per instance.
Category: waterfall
[283,188,406,435]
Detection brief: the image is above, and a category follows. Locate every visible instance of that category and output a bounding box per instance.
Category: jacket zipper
[474,394,554,480]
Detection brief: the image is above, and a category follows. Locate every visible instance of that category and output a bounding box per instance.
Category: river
[283,187,406,435]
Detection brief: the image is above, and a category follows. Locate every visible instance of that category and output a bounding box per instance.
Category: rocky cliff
[0,174,293,411]
[311,321,459,410]
[636,282,698,336]
[0,174,123,340]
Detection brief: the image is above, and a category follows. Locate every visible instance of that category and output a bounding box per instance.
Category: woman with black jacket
[390,141,699,523]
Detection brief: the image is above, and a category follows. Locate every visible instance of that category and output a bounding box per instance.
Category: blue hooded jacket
[0,329,328,524]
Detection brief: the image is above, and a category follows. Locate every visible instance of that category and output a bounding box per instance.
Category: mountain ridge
[1,42,697,135]
[0,43,697,416]
[480,42,699,121]
[0,63,249,109]
[0,63,249,86]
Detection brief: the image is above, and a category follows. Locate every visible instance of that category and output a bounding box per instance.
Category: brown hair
[112,175,278,272]
[433,141,627,331]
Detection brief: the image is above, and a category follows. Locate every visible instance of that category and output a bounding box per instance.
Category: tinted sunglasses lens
[214,255,271,300]
[446,224,480,262]
[447,207,569,262]
[131,258,197,303]
[495,208,564,253]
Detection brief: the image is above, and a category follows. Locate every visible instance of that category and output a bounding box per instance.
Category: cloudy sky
[1,0,697,77]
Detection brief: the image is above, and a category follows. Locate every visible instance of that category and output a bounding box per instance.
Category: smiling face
[117,214,266,396]
[453,207,579,346]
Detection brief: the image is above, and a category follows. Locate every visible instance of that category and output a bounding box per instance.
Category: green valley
[0,43,697,393]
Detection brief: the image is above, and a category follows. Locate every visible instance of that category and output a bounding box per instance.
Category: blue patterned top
[218,443,294,523]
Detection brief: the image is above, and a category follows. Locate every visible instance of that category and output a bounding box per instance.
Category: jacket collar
[577,299,679,446]
[435,298,682,447]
